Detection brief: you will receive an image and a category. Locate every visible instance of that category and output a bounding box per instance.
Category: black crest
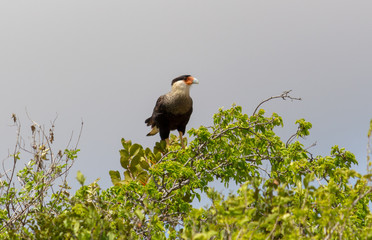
[171,75,190,86]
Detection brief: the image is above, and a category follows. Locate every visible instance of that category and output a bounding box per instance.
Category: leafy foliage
[1,92,371,239]
[0,117,81,239]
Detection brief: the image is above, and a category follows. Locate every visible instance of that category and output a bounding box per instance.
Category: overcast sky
[1,1,371,194]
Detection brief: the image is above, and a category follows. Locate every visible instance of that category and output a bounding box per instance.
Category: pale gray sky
[1,1,371,192]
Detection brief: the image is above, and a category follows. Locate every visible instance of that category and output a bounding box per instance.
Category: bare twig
[0,114,82,232]
[253,90,301,116]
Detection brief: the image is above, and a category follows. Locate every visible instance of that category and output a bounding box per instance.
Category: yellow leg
[179,131,185,149]
[165,138,169,146]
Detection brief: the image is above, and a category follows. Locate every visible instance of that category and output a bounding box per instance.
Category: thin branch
[266,213,280,240]
[285,132,298,147]
[324,186,372,240]
[253,90,301,116]
[0,114,81,232]
[75,120,84,150]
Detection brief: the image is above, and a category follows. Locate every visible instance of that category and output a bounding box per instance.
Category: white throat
[170,81,190,96]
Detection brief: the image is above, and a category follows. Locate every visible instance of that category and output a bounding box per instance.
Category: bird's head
[171,75,199,86]
[170,75,199,94]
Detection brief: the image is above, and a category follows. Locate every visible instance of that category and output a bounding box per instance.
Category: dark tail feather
[146,126,159,136]
[145,117,152,126]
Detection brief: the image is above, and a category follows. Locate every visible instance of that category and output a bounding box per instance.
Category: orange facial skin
[185,76,196,85]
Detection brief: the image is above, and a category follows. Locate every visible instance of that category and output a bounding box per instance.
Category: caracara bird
[145,75,199,148]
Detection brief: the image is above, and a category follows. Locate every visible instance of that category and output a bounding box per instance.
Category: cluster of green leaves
[0,117,82,239]
[183,168,372,239]
[103,104,370,239]
[109,139,166,186]
[1,102,371,239]
[181,106,371,239]
[0,148,79,239]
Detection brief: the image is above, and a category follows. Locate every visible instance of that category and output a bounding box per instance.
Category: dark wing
[145,95,167,127]
[174,100,193,134]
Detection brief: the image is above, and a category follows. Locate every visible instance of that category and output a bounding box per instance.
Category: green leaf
[130,143,142,156]
[195,192,201,202]
[155,152,162,162]
[129,163,142,175]
[76,170,86,186]
[64,149,80,160]
[109,170,121,185]
[137,171,149,185]
[303,172,314,188]
[140,159,150,170]
[135,209,145,221]
[131,153,143,167]
[124,170,132,182]
[154,140,167,154]
[121,138,132,150]
[120,149,130,169]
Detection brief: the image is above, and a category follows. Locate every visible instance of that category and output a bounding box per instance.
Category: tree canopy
[1,92,372,239]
